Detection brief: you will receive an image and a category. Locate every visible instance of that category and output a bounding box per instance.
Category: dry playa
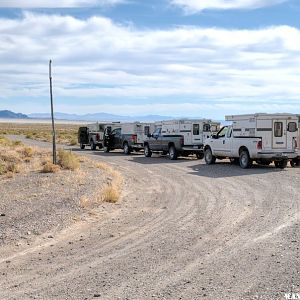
[0,136,299,300]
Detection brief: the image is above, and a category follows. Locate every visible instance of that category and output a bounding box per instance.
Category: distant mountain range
[0,110,172,122]
[28,112,172,122]
[0,110,29,119]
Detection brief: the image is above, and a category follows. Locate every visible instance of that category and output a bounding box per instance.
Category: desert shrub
[17,146,34,158]
[13,140,23,146]
[42,162,60,173]
[26,133,34,139]
[102,184,120,203]
[58,149,80,171]
[0,136,11,146]
[6,162,20,173]
[69,137,78,146]
[0,162,6,175]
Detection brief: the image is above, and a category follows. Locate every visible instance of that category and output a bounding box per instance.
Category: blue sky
[0,0,300,119]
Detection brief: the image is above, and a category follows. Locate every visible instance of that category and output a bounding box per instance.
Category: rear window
[274,122,283,137]
[288,122,297,132]
[193,124,200,135]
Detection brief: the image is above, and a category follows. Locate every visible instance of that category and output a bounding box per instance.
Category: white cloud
[171,0,287,13]
[0,0,125,8]
[1,12,300,116]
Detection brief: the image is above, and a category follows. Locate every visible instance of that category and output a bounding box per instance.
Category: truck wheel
[275,160,288,169]
[90,140,96,151]
[144,144,152,157]
[204,148,216,165]
[169,146,178,160]
[103,146,110,153]
[239,150,252,169]
[290,159,296,168]
[123,142,131,155]
[196,152,204,160]
[80,143,85,150]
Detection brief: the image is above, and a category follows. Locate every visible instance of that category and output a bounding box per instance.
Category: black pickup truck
[103,127,143,154]
[143,127,204,160]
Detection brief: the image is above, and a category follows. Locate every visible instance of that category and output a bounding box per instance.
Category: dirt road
[1,138,299,300]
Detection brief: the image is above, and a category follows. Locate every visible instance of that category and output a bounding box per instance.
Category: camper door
[272,119,287,149]
[191,123,201,145]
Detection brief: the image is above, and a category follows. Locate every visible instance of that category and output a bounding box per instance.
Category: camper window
[203,124,210,132]
[144,126,150,136]
[287,122,297,133]
[193,124,200,135]
[274,122,283,137]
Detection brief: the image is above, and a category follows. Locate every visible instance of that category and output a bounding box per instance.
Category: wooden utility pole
[49,60,57,164]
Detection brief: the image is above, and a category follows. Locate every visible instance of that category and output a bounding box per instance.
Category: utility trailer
[204,113,298,169]
[78,122,120,150]
[161,119,220,158]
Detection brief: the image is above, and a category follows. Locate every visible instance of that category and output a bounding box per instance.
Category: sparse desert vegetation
[0,136,35,176]
[0,122,79,145]
[97,163,123,203]
[57,149,80,170]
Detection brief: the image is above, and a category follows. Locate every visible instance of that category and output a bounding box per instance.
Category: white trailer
[121,122,156,145]
[204,113,298,169]
[162,119,220,146]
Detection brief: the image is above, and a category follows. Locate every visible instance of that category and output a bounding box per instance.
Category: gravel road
[0,137,299,300]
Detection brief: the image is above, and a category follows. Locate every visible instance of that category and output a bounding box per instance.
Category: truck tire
[103,146,110,153]
[196,152,204,160]
[80,143,85,150]
[144,144,152,157]
[90,140,96,151]
[123,142,131,155]
[275,160,288,169]
[169,145,178,160]
[239,150,252,169]
[204,148,216,165]
[290,159,296,168]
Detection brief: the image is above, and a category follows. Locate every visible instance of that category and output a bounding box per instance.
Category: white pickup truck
[204,113,299,169]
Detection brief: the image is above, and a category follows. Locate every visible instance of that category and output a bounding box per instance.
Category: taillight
[96,133,100,141]
[180,136,184,146]
[293,138,298,150]
[257,140,262,150]
[131,134,137,143]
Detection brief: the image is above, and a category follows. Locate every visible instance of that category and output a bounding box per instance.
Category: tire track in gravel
[1,136,300,300]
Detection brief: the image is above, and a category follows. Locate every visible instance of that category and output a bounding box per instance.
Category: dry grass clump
[97,163,123,203]
[102,184,120,203]
[58,149,80,171]
[42,162,61,173]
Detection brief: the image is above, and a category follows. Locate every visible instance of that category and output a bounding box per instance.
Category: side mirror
[147,133,152,138]
[212,134,218,139]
